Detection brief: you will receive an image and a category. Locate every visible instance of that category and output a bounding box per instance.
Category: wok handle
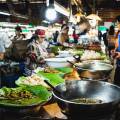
[67,60,75,66]
[67,60,82,70]
[73,55,81,62]
[44,80,61,95]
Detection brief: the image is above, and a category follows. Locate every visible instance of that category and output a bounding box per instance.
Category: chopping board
[0,103,67,120]
[43,103,67,119]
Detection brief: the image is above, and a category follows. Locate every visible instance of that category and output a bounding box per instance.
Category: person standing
[53,31,59,43]
[107,25,115,57]
[57,24,69,46]
[111,15,120,86]
[0,30,12,60]
[103,29,109,48]
[72,29,79,43]
[12,26,25,41]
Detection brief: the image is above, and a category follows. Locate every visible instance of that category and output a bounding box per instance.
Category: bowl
[58,51,72,57]
[45,57,75,68]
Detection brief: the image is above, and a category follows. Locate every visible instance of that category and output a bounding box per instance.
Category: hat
[35,29,45,38]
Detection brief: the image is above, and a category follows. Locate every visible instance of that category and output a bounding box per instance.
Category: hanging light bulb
[45,7,57,21]
[45,0,57,21]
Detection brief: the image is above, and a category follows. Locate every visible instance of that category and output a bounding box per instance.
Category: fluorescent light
[14,13,28,19]
[42,20,50,24]
[0,11,11,16]
[54,1,70,17]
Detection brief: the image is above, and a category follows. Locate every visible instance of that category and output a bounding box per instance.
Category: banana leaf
[15,76,27,87]
[15,75,48,88]
[55,67,73,74]
[0,86,51,107]
[37,71,65,86]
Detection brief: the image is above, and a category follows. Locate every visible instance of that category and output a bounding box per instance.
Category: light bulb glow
[45,8,57,21]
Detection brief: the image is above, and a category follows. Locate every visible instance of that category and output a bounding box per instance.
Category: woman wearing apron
[24,29,54,76]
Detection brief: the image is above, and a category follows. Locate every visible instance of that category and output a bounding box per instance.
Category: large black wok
[52,80,120,118]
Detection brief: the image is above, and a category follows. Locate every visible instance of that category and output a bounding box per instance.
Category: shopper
[76,17,90,36]
[12,26,25,41]
[98,30,102,41]
[72,29,79,43]
[53,31,59,43]
[108,25,115,36]
[76,17,90,44]
[103,29,109,48]
[0,31,12,60]
[107,25,115,57]
[111,15,120,86]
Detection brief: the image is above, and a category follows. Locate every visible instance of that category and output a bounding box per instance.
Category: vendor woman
[57,24,69,46]
[25,29,54,75]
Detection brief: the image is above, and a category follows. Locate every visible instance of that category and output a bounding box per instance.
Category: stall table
[0,103,120,120]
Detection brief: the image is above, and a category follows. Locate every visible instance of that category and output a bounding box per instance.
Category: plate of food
[43,67,62,74]
[80,50,107,61]
[0,85,51,107]
[16,74,49,88]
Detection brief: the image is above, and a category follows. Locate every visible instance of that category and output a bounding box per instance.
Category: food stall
[0,0,120,120]
[0,30,119,120]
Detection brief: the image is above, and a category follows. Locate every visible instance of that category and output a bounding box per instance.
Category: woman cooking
[25,29,54,75]
[57,24,69,46]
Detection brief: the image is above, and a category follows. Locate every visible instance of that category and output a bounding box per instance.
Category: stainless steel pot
[68,60,113,79]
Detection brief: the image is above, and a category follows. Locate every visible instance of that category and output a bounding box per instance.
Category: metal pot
[81,76,109,81]
[68,60,113,79]
[52,80,120,118]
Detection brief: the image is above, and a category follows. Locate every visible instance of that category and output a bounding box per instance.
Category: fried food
[44,67,60,73]
[71,98,102,104]
[64,69,80,80]
[0,89,33,100]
